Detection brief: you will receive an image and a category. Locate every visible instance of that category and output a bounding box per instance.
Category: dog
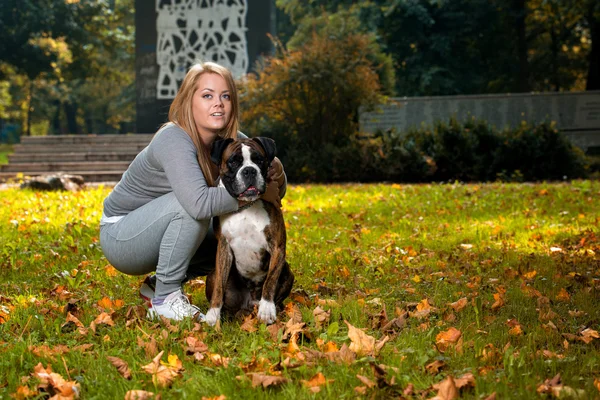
[204,137,294,325]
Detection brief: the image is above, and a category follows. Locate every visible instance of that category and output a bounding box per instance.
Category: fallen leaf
[556,288,570,302]
[436,327,462,353]
[426,359,446,375]
[302,372,333,393]
[244,372,289,388]
[106,356,132,380]
[11,385,38,399]
[31,363,80,399]
[284,302,303,323]
[137,336,158,358]
[90,312,115,333]
[240,314,258,333]
[432,375,458,400]
[184,336,208,354]
[141,351,183,388]
[124,390,156,400]
[356,374,376,388]
[581,328,600,344]
[345,320,389,356]
[313,306,331,329]
[449,298,468,312]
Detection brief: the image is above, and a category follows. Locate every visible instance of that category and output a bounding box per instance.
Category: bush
[491,121,588,181]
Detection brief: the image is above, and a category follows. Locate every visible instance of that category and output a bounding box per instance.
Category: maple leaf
[580,328,600,344]
[410,299,436,319]
[141,351,183,388]
[61,312,88,335]
[124,390,156,400]
[243,372,289,388]
[345,320,389,357]
[435,327,462,353]
[312,306,331,329]
[107,356,132,380]
[449,297,468,312]
[282,318,306,343]
[208,353,230,368]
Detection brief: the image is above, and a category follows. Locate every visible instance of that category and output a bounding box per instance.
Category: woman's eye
[221,94,230,100]
[203,94,212,99]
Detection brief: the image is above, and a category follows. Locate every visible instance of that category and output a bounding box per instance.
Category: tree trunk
[550,29,560,91]
[514,0,530,92]
[64,102,80,134]
[52,100,61,135]
[26,79,33,136]
[586,4,600,90]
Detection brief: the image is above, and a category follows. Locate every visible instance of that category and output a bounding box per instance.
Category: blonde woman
[100,62,286,321]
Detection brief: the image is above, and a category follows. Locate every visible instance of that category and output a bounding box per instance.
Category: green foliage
[492,121,589,181]
[268,117,588,183]
[240,31,385,149]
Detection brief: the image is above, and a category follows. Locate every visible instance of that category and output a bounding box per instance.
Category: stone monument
[135,0,275,133]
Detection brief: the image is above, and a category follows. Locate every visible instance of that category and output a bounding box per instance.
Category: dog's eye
[251,154,264,164]
[228,155,242,168]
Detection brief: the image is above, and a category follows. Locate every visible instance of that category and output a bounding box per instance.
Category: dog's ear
[210,138,234,166]
[252,137,276,163]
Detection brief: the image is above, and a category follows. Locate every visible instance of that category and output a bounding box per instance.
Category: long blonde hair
[166,61,239,186]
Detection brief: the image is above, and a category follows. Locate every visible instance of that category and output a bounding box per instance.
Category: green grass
[0,182,599,399]
[0,144,12,165]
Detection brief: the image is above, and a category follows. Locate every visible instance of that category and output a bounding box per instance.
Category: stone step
[12,144,148,153]
[8,152,139,163]
[0,161,131,173]
[20,134,154,145]
[0,170,125,183]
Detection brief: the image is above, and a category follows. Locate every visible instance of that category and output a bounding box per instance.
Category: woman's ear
[210,138,234,165]
[252,137,276,163]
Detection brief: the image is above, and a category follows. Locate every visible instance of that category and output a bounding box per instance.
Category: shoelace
[168,294,198,316]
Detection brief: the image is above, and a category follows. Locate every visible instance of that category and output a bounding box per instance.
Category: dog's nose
[242,167,257,178]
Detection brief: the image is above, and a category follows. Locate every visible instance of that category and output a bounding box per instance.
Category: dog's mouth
[239,185,260,198]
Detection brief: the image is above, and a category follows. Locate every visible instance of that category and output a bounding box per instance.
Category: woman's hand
[261,157,285,208]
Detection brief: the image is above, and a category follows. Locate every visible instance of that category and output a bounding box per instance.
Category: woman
[99,61,286,321]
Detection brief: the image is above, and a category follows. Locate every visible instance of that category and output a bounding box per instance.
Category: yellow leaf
[412,275,421,283]
[556,288,570,302]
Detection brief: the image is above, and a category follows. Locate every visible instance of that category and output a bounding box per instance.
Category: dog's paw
[257,299,277,324]
[205,307,221,326]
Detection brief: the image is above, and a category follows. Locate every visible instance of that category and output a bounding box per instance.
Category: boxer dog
[205,137,294,325]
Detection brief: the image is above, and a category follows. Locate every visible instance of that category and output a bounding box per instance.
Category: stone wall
[360,91,600,152]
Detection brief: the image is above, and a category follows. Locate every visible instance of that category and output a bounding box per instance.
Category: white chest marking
[220,201,270,282]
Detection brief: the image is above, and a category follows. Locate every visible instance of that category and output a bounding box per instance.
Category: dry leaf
[106,356,132,380]
[356,374,376,388]
[11,385,38,399]
[124,390,156,399]
[240,314,258,333]
[426,359,446,375]
[32,363,80,399]
[184,336,208,354]
[302,372,333,392]
[432,375,459,400]
[137,336,159,358]
[141,351,183,388]
[345,320,389,356]
[449,298,468,312]
[436,327,462,353]
[313,306,331,329]
[202,396,226,400]
[244,372,289,388]
[581,328,600,344]
[284,302,303,323]
[90,312,115,333]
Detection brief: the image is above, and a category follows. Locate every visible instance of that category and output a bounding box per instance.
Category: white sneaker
[147,290,205,321]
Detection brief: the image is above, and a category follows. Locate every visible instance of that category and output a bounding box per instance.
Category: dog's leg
[205,238,233,326]
[257,239,286,324]
[274,262,294,308]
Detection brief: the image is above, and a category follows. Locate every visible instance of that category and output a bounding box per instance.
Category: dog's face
[211,137,276,201]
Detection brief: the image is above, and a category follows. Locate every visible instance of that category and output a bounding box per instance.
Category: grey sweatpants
[99,192,217,298]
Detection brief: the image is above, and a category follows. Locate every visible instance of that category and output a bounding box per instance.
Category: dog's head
[211,137,276,201]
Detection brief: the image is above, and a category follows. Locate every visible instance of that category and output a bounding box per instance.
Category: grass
[0,144,12,165]
[0,181,599,399]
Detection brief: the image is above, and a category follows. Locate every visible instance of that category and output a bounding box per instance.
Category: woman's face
[192,73,232,141]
